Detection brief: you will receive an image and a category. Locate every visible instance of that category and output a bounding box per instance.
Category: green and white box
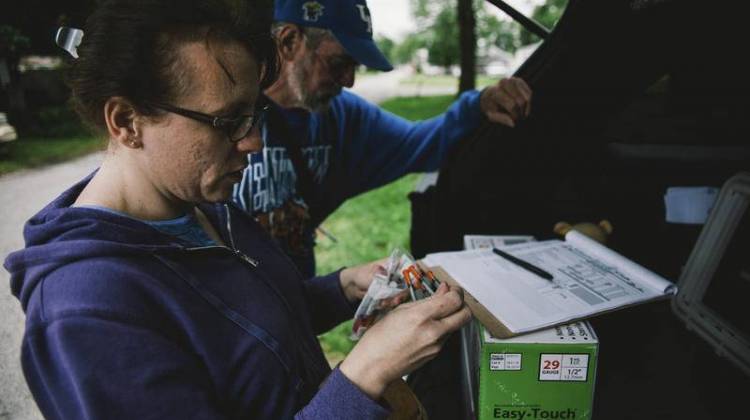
[474,321,598,420]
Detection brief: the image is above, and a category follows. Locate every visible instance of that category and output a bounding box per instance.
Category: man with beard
[233,0,532,276]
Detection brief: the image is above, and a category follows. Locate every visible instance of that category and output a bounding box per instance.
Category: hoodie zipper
[224,204,259,267]
[183,245,260,268]
[224,204,238,250]
[184,204,326,391]
[182,205,258,267]
[183,245,259,268]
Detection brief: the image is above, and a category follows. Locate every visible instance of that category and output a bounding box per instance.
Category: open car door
[409,0,750,418]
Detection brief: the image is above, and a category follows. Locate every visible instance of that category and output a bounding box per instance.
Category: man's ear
[276,24,304,61]
[103,97,142,149]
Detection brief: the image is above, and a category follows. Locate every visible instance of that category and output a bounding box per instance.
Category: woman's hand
[339,283,472,400]
[339,258,388,303]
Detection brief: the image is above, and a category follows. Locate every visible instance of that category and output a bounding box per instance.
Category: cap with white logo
[274,0,393,72]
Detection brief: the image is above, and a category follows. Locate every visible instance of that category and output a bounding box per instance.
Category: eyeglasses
[148,100,268,143]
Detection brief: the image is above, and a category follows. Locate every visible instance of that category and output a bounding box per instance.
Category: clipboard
[417,262,515,338]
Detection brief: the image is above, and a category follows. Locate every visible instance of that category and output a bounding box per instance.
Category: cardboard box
[470,320,598,420]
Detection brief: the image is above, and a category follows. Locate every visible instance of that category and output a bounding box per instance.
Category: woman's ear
[103,97,141,149]
[276,24,304,61]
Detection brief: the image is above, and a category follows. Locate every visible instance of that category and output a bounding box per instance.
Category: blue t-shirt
[78,205,216,247]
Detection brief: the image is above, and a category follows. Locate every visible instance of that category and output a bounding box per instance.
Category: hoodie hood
[4,174,191,311]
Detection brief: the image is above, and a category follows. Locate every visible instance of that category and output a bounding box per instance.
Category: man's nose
[337,65,356,88]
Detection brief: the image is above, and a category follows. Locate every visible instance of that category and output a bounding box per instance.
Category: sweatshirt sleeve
[334,90,482,197]
[302,269,357,334]
[296,367,390,419]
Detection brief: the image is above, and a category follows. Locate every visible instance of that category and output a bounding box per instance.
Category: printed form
[424,231,676,334]
[463,235,535,250]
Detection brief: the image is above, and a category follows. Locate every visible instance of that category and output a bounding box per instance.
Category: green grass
[316,94,455,364]
[399,74,498,89]
[0,136,103,176]
[0,105,102,176]
[376,95,457,122]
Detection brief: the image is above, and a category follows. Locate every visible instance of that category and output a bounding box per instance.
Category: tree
[1,0,97,130]
[392,33,427,66]
[457,0,476,92]
[375,36,396,65]
[520,0,568,46]
[1,0,97,55]
[407,0,525,75]
[408,0,464,72]
[426,7,460,71]
[0,25,31,128]
[477,9,522,55]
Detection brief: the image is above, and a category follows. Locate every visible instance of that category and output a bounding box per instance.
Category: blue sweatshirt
[4,175,390,420]
[232,89,482,274]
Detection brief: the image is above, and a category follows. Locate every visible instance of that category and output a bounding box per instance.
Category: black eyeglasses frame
[147,100,268,143]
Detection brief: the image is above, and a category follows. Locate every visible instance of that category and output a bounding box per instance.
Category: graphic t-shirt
[233,89,483,275]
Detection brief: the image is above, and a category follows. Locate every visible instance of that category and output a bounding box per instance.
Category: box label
[493,407,579,419]
[476,322,597,420]
[490,353,522,371]
[539,354,589,381]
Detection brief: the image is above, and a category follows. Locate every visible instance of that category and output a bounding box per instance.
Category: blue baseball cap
[274,0,394,72]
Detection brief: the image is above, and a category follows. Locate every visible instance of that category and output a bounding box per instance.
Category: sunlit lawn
[316,94,455,365]
[399,74,499,89]
[0,136,103,175]
[0,106,101,176]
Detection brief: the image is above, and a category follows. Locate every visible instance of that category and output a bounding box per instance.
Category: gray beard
[304,88,340,113]
[289,56,341,113]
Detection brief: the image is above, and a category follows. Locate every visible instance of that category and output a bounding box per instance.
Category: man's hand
[480,77,532,127]
[339,258,388,303]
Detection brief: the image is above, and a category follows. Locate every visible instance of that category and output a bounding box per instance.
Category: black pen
[492,248,554,281]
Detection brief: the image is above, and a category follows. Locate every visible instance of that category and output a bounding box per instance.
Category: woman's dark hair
[67,0,278,131]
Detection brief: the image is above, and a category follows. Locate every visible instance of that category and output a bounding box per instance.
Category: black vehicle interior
[409,0,750,418]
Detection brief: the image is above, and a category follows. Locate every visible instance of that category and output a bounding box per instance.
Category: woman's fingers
[424,287,465,320]
[437,304,472,332]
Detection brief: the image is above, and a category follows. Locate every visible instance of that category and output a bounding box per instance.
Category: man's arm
[302,269,357,333]
[301,260,387,333]
[332,77,531,196]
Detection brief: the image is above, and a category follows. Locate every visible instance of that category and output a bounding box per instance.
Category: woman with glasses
[3,0,470,419]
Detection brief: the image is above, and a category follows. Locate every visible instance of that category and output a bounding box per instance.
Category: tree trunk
[2,56,31,132]
[457,0,476,93]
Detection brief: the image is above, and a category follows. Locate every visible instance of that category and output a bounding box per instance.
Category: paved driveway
[0,152,103,420]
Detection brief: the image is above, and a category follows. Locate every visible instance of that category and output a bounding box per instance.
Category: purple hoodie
[4,175,389,419]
